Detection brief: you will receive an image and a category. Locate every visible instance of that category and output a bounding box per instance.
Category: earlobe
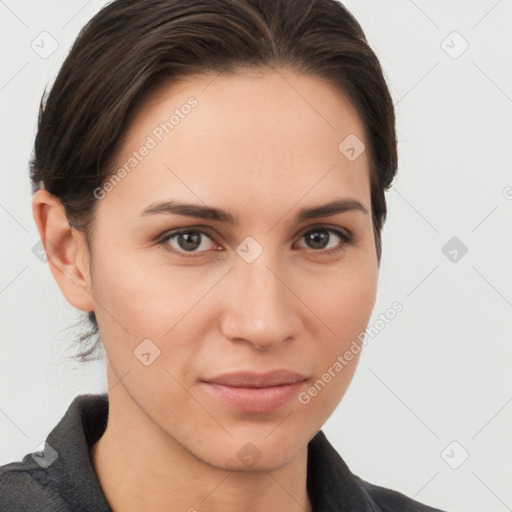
[32,189,96,313]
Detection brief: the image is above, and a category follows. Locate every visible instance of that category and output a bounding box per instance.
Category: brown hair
[30,0,398,362]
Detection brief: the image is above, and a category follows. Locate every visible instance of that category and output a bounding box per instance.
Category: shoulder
[354,474,448,512]
[0,458,69,512]
[0,393,111,512]
[307,431,449,512]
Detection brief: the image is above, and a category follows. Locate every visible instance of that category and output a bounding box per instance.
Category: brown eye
[158,226,353,259]
[297,228,352,253]
[160,229,216,256]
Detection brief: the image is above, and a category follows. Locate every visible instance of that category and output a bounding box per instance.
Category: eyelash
[157,226,354,258]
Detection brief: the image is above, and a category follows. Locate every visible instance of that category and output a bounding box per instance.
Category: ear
[32,189,96,313]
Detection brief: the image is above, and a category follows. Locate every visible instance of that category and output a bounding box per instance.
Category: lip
[202,370,308,413]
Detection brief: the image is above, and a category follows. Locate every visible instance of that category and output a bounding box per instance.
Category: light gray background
[1,1,511,511]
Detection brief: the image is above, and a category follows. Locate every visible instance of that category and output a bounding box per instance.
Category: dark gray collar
[44,393,378,511]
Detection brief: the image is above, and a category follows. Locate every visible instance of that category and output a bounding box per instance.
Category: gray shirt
[0,393,447,511]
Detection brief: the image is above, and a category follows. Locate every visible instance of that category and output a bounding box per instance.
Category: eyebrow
[140,198,368,224]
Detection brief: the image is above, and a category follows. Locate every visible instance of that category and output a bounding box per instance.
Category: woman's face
[87,69,378,470]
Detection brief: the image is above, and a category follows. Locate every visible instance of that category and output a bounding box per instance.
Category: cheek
[297,285,376,429]
[87,243,164,367]
[311,256,377,346]
[90,244,222,373]
[302,258,377,405]
[91,244,190,330]
[327,275,376,346]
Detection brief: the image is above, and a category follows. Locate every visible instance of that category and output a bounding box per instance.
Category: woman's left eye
[158,227,352,257]
[295,228,352,253]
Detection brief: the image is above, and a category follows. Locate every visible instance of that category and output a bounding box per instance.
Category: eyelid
[157,224,353,257]
[157,226,219,257]
[295,223,353,242]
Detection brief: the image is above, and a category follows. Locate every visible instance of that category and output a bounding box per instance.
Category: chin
[193,432,306,473]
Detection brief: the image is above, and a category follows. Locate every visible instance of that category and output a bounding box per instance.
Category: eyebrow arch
[140,198,368,224]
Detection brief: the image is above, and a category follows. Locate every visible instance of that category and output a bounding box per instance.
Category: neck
[90,386,312,512]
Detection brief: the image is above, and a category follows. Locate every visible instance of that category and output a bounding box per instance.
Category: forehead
[99,69,371,221]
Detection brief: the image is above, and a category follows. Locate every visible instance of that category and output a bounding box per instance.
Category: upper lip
[203,369,307,388]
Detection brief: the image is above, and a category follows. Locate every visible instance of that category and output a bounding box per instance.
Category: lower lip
[202,381,306,413]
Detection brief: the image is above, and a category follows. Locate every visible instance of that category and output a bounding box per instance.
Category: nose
[220,256,300,351]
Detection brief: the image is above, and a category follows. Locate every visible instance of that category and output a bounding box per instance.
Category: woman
[0,0,448,510]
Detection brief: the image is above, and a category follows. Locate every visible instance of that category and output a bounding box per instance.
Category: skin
[32,68,378,512]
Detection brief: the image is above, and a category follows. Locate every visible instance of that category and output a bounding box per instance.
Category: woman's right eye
[159,229,217,257]
[158,224,354,259]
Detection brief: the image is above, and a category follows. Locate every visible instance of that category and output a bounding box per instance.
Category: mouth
[201,369,308,413]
